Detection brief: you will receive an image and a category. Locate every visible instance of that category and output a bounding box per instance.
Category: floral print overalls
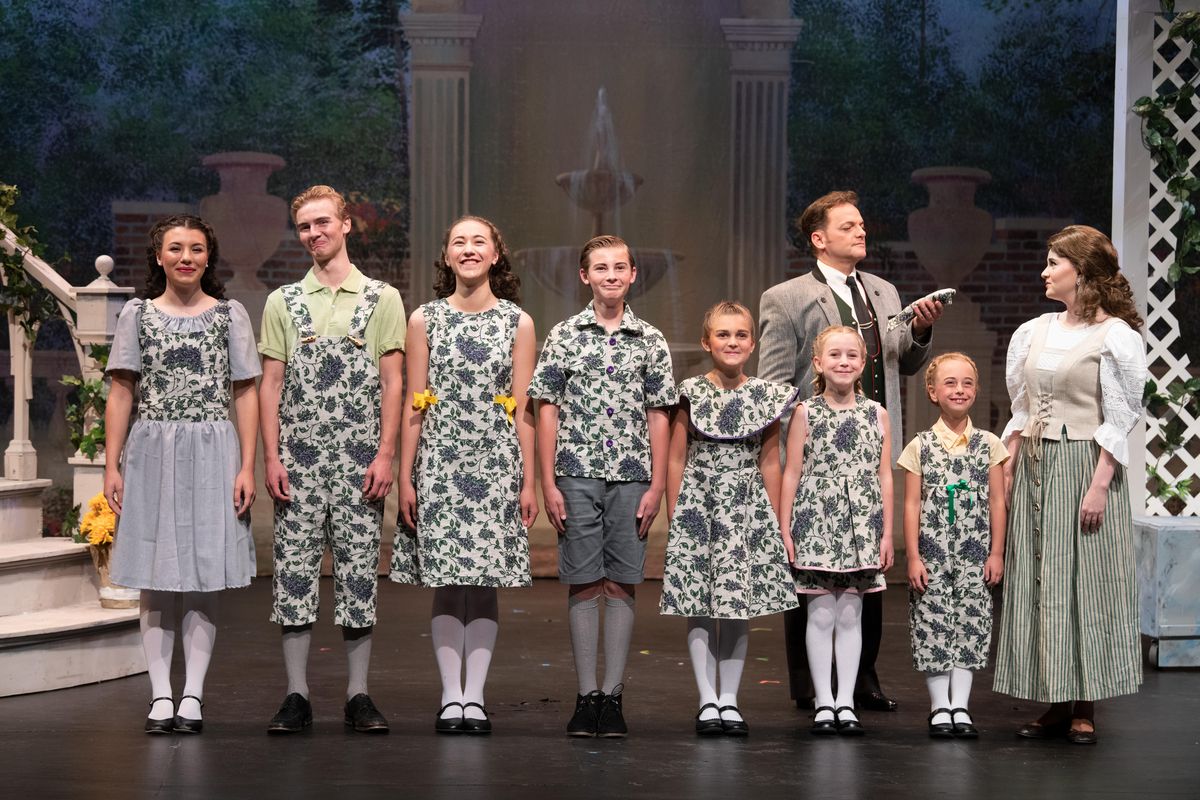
[270,279,385,628]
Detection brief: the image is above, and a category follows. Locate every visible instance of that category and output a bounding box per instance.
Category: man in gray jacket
[758,190,943,712]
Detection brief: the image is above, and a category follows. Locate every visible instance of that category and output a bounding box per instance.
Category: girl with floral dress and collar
[660,301,799,736]
[105,215,260,735]
[392,215,538,735]
[780,324,894,737]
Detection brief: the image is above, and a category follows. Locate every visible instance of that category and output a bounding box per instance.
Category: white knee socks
[926,671,952,725]
[833,593,863,718]
[950,666,974,723]
[717,619,749,722]
[178,591,218,719]
[281,624,312,698]
[140,590,176,720]
[687,618,719,719]
[343,625,373,699]
[432,586,499,718]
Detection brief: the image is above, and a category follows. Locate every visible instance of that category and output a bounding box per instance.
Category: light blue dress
[107,298,260,592]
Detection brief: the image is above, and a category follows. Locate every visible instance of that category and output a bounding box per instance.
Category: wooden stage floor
[1,578,1196,799]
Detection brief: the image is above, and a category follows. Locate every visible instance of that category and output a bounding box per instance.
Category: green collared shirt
[258,264,406,364]
[528,302,677,481]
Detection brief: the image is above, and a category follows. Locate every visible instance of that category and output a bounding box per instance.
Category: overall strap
[347,279,385,343]
[280,282,317,341]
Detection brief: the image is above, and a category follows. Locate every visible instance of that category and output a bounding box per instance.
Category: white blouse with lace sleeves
[1000,318,1037,443]
[1095,322,1147,467]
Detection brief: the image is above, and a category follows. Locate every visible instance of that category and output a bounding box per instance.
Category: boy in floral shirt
[529,235,678,737]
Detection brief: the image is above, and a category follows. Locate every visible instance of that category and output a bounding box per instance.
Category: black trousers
[783,591,885,702]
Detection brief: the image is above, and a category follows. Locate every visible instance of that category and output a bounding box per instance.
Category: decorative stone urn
[907,167,993,286]
[904,166,998,439]
[199,152,287,293]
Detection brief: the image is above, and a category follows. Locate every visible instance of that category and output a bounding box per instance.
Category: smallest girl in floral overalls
[898,352,1008,739]
[780,325,893,737]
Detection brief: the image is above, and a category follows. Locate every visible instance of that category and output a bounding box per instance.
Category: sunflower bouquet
[74,492,115,547]
[72,492,137,608]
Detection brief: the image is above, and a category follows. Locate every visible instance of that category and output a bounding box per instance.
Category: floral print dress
[908,430,995,672]
[791,394,887,594]
[659,377,800,619]
[390,299,531,588]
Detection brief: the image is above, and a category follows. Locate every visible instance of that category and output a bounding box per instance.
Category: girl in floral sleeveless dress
[105,215,260,734]
[780,325,894,736]
[392,216,538,734]
[660,302,799,736]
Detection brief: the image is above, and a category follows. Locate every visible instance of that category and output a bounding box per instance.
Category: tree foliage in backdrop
[787,0,1114,245]
[0,0,409,282]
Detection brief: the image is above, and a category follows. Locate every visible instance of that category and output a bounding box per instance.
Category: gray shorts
[556,476,648,585]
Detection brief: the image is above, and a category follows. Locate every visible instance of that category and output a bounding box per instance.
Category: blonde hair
[924,352,978,405]
[811,324,866,395]
[701,300,756,341]
[290,184,349,222]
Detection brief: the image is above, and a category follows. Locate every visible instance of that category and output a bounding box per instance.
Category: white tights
[686,617,750,722]
[140,590,218,720]
[806,592,862,722]
[431,586,499,720]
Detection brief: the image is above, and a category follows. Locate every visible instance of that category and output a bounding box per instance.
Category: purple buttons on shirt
[609,337,616,345]
[606,366,614,374]
[606,439,614,447]
[606,408,614,417]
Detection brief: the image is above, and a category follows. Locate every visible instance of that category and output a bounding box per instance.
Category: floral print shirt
[528,302,678,481]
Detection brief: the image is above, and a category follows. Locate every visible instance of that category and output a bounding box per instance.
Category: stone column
[721,4,803,306]
[400,2,482,308]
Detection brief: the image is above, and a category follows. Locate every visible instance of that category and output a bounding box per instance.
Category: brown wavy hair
[1046,225,1143,331]
[811,324,866,395]
[433,215,521,303]
[142,214,226,300]
[798,190,860,256]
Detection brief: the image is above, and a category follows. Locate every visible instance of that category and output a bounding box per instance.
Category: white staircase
[0,478,143,696]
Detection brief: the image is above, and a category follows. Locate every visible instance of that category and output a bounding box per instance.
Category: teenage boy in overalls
[259,185,406,734]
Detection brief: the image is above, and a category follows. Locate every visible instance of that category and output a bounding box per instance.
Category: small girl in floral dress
[660,302,799,736]
[780,325,894,736]
[899,352,1007,739]
[391,216,538,734]
[105,215,260,734]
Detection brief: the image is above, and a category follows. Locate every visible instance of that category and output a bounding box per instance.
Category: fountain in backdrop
[513,89,683,338]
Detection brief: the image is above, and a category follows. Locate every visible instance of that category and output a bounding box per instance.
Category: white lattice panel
[1146,16,1200,515]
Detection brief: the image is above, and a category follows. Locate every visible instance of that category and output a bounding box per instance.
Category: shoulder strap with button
[346,279,384,346]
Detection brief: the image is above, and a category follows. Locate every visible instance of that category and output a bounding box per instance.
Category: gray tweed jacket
[757,267,933,459]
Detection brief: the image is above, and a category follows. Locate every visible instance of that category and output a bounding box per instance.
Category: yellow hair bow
[412,390,439,411]
[493,394,517,424]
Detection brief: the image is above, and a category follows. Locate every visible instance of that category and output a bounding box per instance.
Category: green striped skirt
[992,437,1142,702]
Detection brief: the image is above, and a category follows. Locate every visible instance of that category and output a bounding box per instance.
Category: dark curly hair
[142,214,226,300]
[1046,225,1143,331]
[433,215,521,303]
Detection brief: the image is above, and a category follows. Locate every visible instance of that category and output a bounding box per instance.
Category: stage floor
[1,579,1196,799]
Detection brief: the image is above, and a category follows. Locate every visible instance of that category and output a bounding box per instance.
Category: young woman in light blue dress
[105,215,260,734]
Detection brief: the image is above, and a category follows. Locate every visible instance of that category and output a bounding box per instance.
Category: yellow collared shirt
[897,417,1008,475]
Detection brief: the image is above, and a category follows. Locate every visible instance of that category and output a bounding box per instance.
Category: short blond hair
[923,352,979,403]
[701,300,756,341]
[811,324,866,395]
[290,184,349,222]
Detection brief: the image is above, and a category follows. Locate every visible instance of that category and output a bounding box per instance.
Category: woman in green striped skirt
[994,225,1146,744]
